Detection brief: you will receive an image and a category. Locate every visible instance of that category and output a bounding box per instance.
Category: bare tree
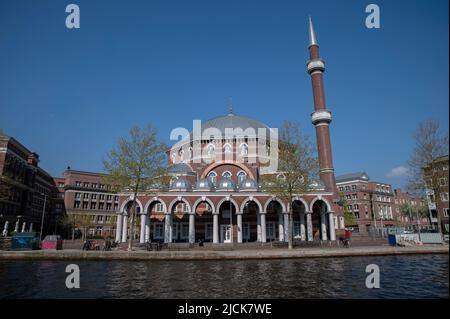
[262,121,319,249]
[103,124,169,251]
[407,119,448,232]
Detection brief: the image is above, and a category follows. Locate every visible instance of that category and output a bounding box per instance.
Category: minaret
[307,17,337,196]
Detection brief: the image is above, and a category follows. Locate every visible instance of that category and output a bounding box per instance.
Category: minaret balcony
[307,58,325,74]
[311,110,332,125]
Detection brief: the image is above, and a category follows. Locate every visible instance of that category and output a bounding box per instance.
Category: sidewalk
[0,244,447,261]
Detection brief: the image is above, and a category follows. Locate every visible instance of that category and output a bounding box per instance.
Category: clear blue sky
[0,0,448,189]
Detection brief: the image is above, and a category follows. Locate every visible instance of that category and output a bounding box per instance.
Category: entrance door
[220,224,232,243]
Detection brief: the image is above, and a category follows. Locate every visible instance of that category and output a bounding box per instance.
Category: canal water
[0,254,448,299]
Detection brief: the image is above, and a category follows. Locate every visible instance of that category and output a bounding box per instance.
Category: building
[54,18,344,244]
[0,134,60,236]
[393,189,428,228]
[336,172,396,234]
[423,155,449,234]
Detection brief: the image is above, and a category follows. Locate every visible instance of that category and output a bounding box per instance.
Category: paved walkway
[0,244,448,261]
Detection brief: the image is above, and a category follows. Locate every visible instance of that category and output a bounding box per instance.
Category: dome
[191,113,273,139]
[169,163,196,176]
[239,178,258,190]
[217,178,236,190]
[170,178,192,190]
[195,178,214,190]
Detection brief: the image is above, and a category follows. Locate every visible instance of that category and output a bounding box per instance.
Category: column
[29,223,33,232]
[283,213,289,242]
[188,213,195,244]
[21,222,26,233]
[213,213,219,244]
[164,213,171,243]
[145,214,151,242]
[328,212,336,240]
[321,213,328,241]
[139,214,147,244]
[237,213,243,243]
[260,213,267,243]
[121,214,128,243]
[257,213,261,242]
[115,214,123,242]
[14,221,19,232]
[278,213,284,242]
[300,212,306,241]
[306,212,313,241]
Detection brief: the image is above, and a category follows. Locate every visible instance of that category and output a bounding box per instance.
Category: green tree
[339,192,355,226]
[103,124,169,251]
[262,121,319,249]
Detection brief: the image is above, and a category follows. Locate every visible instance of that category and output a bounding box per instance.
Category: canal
[0,254,448,298]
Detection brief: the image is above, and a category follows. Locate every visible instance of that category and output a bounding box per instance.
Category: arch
[168,197,192,214]
[264,198,287,213]
[237,170,247,183]
[200,160,255,180]
[309,196,332,212]
[192,197,216,214]
[289,197,309,212]
[222,170,232,178]
[216,196,239,212]
[223,143,232,154]
[239,143,249,156]
[143,197,167,215]
[206,143,215,156]
[240,197,263,213]
[120,197,144,215]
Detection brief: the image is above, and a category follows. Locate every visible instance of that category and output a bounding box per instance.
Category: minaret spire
[227,97,234,116]
[306,17,337,196]
[308,16,318,47]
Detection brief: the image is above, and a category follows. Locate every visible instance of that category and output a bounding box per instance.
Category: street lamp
[39,193,47,242]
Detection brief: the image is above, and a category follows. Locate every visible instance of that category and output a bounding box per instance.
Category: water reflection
[0,255,447,299]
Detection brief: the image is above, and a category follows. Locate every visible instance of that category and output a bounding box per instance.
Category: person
[343,228,352,247]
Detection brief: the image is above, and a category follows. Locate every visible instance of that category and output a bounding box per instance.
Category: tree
[407,119,448,232]
[103,124,169,251]
[262,121,319,249]
[339,192,355,226]
[399,202,431,229]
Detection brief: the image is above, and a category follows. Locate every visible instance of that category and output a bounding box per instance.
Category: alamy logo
[365,264,380,288]
[365,4,380,29]
[65,4,80,29]
[65,264,80,289]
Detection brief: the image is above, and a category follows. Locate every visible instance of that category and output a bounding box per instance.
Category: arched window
[222,171,232,179]
[237,171,247,184]
[207,171,217,185]
[240,143,248,156]
[207,144,215,156]
[223,143,232,154]
[171,153,177,164]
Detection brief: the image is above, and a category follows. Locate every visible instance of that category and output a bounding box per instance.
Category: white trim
[240,197,263,213]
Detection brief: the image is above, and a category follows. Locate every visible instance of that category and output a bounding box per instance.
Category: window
[106,216,111,223]
[205,223,213,240]
[91,194,97,200]
[266,222,275,239]
[351,185,357,191]
[99,194,105,200]
[106,203,112,210]
[114,204,118,210]
[156,203,164,212]
[107,195,112,201]
[99,203,104,210]
[58,183,65,188]
[240,143,248,156]
[91,215,96,221]
[345,195,351,200]
[354,204,359,210]
[114,196,119,202]
[208,171,217,185]
[345,186,350,191]
[154,223,164,239]
[441,193,449,202]
[75,192,81,199]
[83,193,89,200]
[339,187,344,192]
[75,181,81,187]
[84,182,89,188]
[74,201,80,209]
[90,202,96,209]
[223,143,232,154]
[443,208,449,218]
[97,215,103,222]
[183,203,189,213]
[82,202,88,209]
[180,223,189,239]
[352,194,357,200]
[92,183,97,188]
[440,178,448,186]
[243,223,250,240]
[237,171,247,184]
[222,171,232,179]
[355,212,360,219]
[207,144,215,156]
